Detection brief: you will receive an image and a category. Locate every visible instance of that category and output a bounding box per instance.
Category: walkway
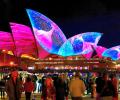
[0,93,120,100]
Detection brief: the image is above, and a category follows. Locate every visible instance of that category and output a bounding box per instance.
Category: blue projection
[102,46,120,60]
[81,32,103,45]
[58,41,74,56]
[26,9,103,57]
[58,34,93,56]
[26,9,67,54]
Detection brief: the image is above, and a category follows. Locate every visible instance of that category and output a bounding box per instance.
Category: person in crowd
[89,78,94,98]
[90,74,97,98]
[5,70,22,100]
[19,76,24,93]
[110,73,118,100]
[55,75,69,100]
[63,74,69,100]
[24,76,34,100]
[100,73,115,100]
[36,78,42,93]
[69,72,86,100]
[0,79,5,99]
[41,76,56,100]
[95,72,104,100]
[31,74,38,92]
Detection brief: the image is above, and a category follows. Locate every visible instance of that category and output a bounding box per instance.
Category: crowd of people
[0,70,119,100]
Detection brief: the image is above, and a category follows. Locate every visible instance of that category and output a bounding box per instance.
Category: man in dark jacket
[5,70,22,100]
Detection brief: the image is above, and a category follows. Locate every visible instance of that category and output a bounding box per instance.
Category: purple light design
[0,31,14,51]
[26,9,67,54]
[102,45,120,60]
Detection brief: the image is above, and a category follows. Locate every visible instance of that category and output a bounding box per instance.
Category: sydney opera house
[0,9,120,72]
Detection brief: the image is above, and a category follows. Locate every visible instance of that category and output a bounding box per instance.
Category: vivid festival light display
[1,9,119,61]
[26,9,67,55]
[81,32,103,45]
[26,9,103,57]
[0,31,14,51]
[94,45,107,58]
[102,45,120,60]
[10,22,37,57]
[58,34,93,56]
[9,22,50,58]
[82,50,94,59]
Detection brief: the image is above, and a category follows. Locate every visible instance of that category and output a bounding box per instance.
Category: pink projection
[0,31,14,51]
[82,50,93,59]
[10,22,50,58]
[94,46,107,58]
[10,22,37,57]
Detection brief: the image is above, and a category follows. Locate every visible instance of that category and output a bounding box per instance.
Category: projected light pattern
[26,9,67,54]
[102,46,120,60]
[94,46,107,58]
[72,38,83,53]
[58,41,74,56]
[82,50,93,59]
[0,9,110,60]
[57,32,103,56]
[10,22,37,57]
[81,32,103,45]
[58,34,93,56]
[0,31,14,51]
[10,22,51,58]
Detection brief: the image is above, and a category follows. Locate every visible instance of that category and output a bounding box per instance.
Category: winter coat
[5,78,22,100]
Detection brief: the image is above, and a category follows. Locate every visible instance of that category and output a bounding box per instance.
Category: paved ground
[0,93,120,100]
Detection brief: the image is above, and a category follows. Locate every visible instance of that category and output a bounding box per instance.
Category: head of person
[75,72,80,78]
[110,73,116,79]
[26,77,31,82]
[11,70,18,79]
[102,73,109,81]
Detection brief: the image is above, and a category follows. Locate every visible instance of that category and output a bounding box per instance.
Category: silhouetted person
[5,70,22,100]
[0,79,5,99]
[110,73,118,100]
[24,77,34,100]
[100,73,115,100]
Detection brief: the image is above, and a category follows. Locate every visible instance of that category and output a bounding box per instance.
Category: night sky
[0,0,120,48]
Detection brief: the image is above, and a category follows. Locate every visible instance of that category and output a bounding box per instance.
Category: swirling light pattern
[102,45,120,60]
[26,9,67,54]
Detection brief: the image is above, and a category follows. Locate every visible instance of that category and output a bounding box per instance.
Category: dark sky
[0,0,120,48]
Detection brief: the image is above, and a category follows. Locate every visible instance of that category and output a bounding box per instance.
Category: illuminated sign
[35,59,115,67]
